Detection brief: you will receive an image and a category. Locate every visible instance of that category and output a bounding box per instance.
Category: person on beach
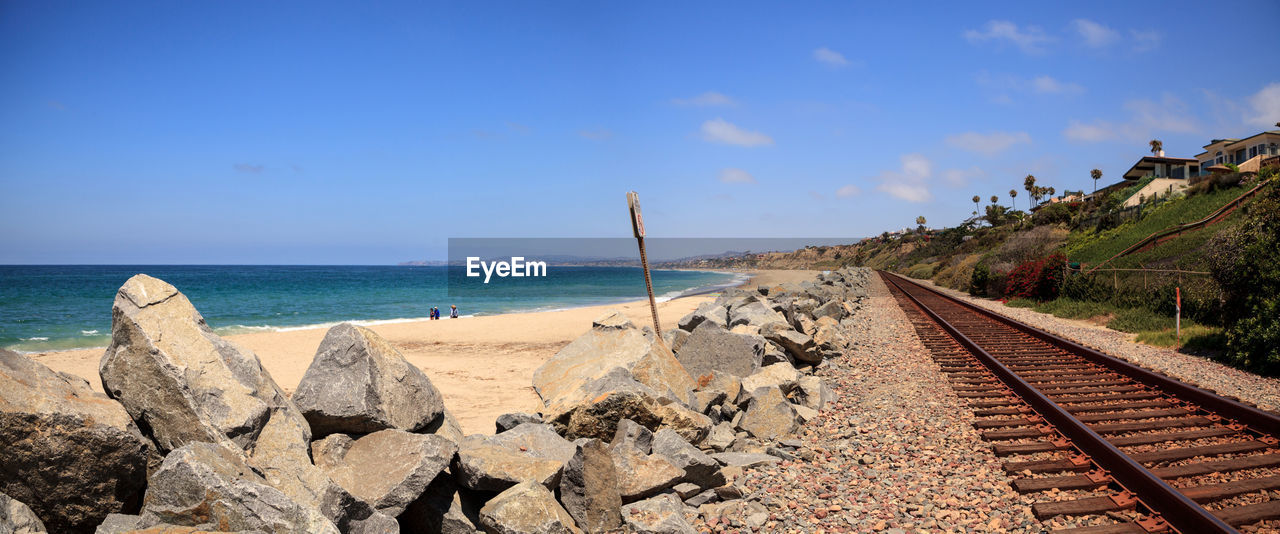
[450,305,458,318]
[430,307,438,320]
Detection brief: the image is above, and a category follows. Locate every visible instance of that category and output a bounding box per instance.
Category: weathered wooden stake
[628,191,661,336]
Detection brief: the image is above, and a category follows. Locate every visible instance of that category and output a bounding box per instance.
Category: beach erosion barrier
[0,267,873,533]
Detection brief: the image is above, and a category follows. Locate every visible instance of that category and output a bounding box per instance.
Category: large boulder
[727,301,786,329]
[550,371,710,443]
[650,429,724,490]
[293,323,444,436]
[0,349,150,534]
[246,407,396,533]
[0,491,46,533]
[476,481,582,534]
[811,300,845,321]
[98,274,296,453]
[790,376,836,411]
[676,302,728,332]
[532,311,695,421]
[138,443,338,534]
[557,440,622,534]
[673,322,764,380]
[607,443,684,503]
[318,429,457,517]
[739,363,800,397]
[620,494,695,534]
[398,473,483,534]
[453,424,576,492]
[736,386,800,441]
[495,413,542,434]
[759,323,820,364]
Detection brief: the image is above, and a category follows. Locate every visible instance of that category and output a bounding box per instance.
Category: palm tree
[1149,139,1163,156]
[1009,189,1017,207]
[972,195,981,216]
[1090,168,1102,195]
[1047,186,1056,200]
[1023,175,1036,209]
[915,216,926,233]
[990,195,999,206]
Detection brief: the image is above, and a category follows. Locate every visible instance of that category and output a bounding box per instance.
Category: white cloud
[1072,19,1119,48]
[812,47,850,67]
[1064,94,1197,143]
[835,184,861,197]
[718,168,757,184]
[700,118,774,147]
[1032,75,1085,95]
[578,129,613,140]
[672,92,735,107]
[1246,82,1280,128]
[946,131,1032,156]
[873,154,934,203]
[1130,29,1162,53]
[963,20,1052,54]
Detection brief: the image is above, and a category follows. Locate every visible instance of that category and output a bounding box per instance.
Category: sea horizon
[0,264,748,353]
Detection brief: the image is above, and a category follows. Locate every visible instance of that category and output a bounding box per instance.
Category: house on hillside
[1196,130,1280,174]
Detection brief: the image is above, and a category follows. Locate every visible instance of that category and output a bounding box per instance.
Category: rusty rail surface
[880,270,1280,533]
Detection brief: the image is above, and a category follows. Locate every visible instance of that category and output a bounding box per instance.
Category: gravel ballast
[711,273,1043,533]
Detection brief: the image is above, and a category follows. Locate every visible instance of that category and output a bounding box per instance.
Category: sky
[1,1,1277,264]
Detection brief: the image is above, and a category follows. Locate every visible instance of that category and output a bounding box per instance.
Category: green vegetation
[839,165,1277,373]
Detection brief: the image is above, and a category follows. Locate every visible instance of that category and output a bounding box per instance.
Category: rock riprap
[673,321,764,379]
[293,323,445,436]
[477,482,582,534]
[0,349,150,534]
[98,274,298,454]
[453,424,577,492]
[0,491,46,534]
[557,440,622,534]
[317,429,457,517]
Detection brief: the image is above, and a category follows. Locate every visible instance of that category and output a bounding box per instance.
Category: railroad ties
[881,270,1280,534]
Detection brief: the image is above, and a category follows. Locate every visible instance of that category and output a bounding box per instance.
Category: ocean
[0,265,745,353]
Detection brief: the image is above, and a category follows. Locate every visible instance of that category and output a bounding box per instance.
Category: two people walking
[429,305,459,320]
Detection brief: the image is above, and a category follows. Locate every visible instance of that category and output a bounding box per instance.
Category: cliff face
[658,243,864,271]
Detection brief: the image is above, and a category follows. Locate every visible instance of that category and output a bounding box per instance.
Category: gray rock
[739,364,800,397]
[737,386,799,440]
[0,349,149,534]
[620,494,695,534]
[399,473,483,534]
[759,323,819,364]
[476,481,582,534]
[790,376,835,411]
[495,413,543,434]
[319,429,457,517]
[428,407,468,444]
[558,440,622,534]
[611,419,653,453]
[670,483,701,500]
[139,442,338,534]
[650,429,724,490]
[689,389,725,415]
[453,424,575,492]
[92,514,140,534]
[609,444,685,503]
[293,323,444,436]
[812,300,845,321]
[0,491,46,533]
[700,423,735,453]
[793,404,818,422]
[660,328,690,354]
[683,490,717,507]
[547,372,710,443]
[709,452,781,468]
[310,433,354,470]
[99,275,293,454]
[726,301,786,329]
[533,311,695,427]
[674,322,763,381]
[676,302,728,332]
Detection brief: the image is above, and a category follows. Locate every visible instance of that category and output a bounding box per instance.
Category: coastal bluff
[0,268,871,533]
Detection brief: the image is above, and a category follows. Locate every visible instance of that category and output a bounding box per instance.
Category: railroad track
[880,270,1280,534]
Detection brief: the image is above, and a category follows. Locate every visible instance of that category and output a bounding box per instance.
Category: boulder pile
[0,267,872,534]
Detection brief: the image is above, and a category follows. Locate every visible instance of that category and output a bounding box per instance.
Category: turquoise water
[0,265,744,352]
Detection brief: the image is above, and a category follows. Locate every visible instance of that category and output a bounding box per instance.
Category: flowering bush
[1004,253,1067,301]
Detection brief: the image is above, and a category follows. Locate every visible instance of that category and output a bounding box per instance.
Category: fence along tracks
[880,270,1280,533]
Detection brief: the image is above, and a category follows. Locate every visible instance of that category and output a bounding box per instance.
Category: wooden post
[628,191,661,337]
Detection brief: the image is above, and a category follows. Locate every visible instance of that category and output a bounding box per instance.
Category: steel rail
[886,272,1280,438]
[880,271,1235,534]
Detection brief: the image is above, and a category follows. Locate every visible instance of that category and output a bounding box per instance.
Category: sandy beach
[30,269,817,435]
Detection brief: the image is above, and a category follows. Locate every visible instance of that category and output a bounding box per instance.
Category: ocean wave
[81,330,100,336]
[21,336,50,341]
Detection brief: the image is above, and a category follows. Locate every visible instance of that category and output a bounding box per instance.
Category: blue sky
[1,1,1277,264]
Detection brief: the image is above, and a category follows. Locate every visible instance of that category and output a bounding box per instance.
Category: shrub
[1207,182,1280,374]
[1034,202,1074,226]
[969,263,992,296]
[1107,308,1174,333]
[1004,254,1067,301]
[1005,298,1036,308]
